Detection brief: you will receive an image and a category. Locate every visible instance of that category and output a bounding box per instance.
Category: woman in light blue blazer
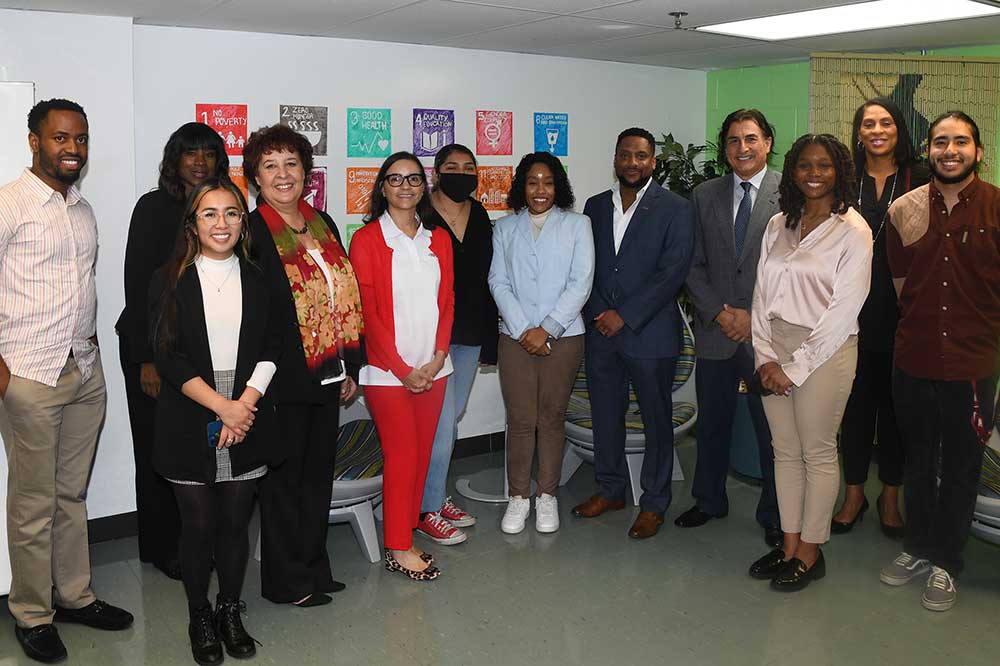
[488,151,595,536]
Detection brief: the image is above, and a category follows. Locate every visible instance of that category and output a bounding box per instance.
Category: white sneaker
[501,496,531,534]
[922,566,957,612]
[535,494,560,533]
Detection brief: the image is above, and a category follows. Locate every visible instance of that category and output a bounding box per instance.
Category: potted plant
[652,133,722,200]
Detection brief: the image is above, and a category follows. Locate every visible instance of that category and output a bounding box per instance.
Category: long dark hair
[507,151,574,211]
[158,122,230,201]
[153,179,251,354]
[364,151,432,225]
[778,134,856,230]
[850,98,918,178]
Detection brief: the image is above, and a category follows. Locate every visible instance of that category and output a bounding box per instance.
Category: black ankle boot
[188,604,223,666]
[214,596,257,659]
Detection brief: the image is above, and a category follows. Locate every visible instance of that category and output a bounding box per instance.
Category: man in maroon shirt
[879,111,1000,612]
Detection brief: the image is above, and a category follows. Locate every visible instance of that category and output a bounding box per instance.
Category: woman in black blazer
[150,179,280,666]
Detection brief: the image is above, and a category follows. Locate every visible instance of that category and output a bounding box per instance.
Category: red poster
[196,103,248,156]
[476,110,512,156]
[346,167,379,215]
[304,167,327,212]
[477,166,512,211]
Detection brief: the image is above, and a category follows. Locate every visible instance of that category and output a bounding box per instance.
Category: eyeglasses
[197,209,245,225]
[384,173,425,187]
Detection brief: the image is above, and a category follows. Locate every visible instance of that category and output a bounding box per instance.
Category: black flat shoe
[877,493,905,539]
[188,605,223,666]
[292,593,332,608]
[770,551,826,591]
[215,596,259,659]
[53,599,134,631]
[322,579,347,594]
[14,624,67,663]
[749,549,790,580]
[830,497,868,534]
[763,526,783,548]
[673,506,718,528]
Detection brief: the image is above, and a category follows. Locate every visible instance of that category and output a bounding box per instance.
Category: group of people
[0,96,996,665]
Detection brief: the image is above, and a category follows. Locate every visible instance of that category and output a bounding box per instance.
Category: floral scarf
[259,199,363,378]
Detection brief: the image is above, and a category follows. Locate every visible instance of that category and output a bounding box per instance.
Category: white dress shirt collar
[19,168,83,206]
[379,210,431,242]
[732,166,768,193]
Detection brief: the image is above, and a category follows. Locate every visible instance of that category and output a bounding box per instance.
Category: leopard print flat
[384,550,441,581]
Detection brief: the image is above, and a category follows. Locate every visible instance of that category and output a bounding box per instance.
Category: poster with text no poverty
[347,108,391,158]
[196,104,247,156]
[476,110,512,156]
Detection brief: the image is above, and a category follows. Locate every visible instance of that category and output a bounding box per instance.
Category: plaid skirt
[166,369,268,486]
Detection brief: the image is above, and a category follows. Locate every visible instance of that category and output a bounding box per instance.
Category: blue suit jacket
[583,180,694,359]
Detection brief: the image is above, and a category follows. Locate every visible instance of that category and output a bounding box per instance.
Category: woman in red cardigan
[349,151,454,581]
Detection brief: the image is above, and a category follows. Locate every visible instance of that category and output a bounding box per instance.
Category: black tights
[172,479,259,612]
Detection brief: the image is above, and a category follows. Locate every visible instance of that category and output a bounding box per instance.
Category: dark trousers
[841,350,904,486]
[691,348,779,528]
[118,336,180,565]
[259,391,341,603]
[893,367,998,577]
[587,334,677,513]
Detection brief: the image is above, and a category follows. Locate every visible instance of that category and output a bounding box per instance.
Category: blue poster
[534,112,568,156]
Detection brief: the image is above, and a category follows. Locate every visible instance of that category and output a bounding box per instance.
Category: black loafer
[54,599,134,630]
[14,624,67,663]
[673,506,717,528]
[764,527,783,548]
[771,550,826,591]
[749,549,789,580]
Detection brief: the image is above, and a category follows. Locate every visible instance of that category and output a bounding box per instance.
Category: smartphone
[207,420,223,449]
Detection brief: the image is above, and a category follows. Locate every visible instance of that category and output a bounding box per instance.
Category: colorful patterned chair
[328,419,384,563]
[971,383,1000,545]
[559,304,697,505]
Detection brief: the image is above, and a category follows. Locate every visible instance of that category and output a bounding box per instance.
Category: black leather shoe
[215,596,258,658]
[188,605,223,666]
[322,579,347,593]
[14,624,67,663]
[830,497,868,534]
[770,550,826,591]
[877,493,905,539]
[764,526,783,548]
[673,506,717,528]
[749,549,789,579]
[53,599,134,630]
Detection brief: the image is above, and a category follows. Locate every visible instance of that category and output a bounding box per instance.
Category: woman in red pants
[349,151,454,581]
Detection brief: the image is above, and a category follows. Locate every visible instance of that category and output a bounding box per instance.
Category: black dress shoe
[188,605,223,666]
[322,579,347,593]
[877,493,905,539]
[830,497,868,534]
[53,599,134,630]
[215,596,258,658]
[764,526,783,548]
[749,549,789,580]
[673,506,717,528]
[14,624,67,663]
[292,592,332,607]
[770,550,826,591]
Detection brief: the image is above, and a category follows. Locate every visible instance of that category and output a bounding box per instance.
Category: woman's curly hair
[507,151,574,212]
[778,134,856,230]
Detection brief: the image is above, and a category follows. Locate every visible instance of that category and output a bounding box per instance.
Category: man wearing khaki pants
[0,99,132,664]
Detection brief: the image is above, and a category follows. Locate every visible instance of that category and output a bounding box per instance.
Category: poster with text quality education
[477,166,512,211]
[196,104,247,156]
[476,110,512,156]
[534,112,568,156]
[347,108,391,158]
[346,167,379,215]
[280,105,328,156]
[304,167,327,212]
[413,108,455,157]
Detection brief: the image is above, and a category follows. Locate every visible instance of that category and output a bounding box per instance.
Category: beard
[616,172,651,189]
[930,157,978,184]
[39,152,84,185]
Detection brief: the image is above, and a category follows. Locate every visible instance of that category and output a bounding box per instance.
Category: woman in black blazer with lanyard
[150,179,281,665]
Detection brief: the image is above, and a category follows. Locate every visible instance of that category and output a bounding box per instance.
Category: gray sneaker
[880,552,931,586]
[921,566,957,612]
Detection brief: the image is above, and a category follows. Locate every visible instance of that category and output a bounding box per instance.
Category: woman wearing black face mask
[413,144,499,546]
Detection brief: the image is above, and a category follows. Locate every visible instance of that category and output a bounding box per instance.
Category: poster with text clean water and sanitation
[477,165,513,211]
[280,104,328,156]
[347,108,391,158]
[534,112,568,156]
[476,110,512,156]
[196,104,247,157]
[412,108,455,156]
[346,167,379,215]
[303,167,327,212]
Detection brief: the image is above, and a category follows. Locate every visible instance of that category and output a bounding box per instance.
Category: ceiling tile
[536,28,744,60]
[0,0,222,21]
[180,0,420,34]
[631,44,810,70]
[436,15,659,50]
[443,0,635,14]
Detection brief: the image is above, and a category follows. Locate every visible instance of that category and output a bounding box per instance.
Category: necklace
[198,258,237,293]
[858,168,898,240]
[435,198,469,235]
[286,221,309,235]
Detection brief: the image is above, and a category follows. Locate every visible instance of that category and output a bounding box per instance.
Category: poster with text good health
[534,112,568,156]
[413,108,454,157]
[229,166,249,203]
[347,108,391,158]
[280,105,328,156]
[304,167,327,212]
[346,167,379,215]
[196,104,247,156]
[477,166,512,211]
[476,110,512,156]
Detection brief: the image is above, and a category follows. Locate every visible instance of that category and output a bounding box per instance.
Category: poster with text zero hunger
[477,166,513,211]
[280,105,328,156]
[347,108,391,158]
[476,110,512,156]
[196,104,247,157]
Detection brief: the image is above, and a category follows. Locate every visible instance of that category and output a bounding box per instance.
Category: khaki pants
[0,355,105,627]
[761,321,856,544]
[499,334,583,498]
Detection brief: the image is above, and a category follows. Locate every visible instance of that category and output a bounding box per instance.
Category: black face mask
[437,172,478,203]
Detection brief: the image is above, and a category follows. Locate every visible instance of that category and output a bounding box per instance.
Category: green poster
[347,108,391,158]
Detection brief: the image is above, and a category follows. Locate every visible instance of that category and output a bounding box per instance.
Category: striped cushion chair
[329,420,385,563]
[971,384,1000,545]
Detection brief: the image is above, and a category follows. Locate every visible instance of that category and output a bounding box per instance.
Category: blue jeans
[420,344,481,513]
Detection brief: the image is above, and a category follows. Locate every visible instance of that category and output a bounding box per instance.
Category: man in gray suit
[674,109,782,547]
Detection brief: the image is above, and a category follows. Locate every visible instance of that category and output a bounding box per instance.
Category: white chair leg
[344,501,382,563]
[672,448,685,482]
[373,498,383,521]
[559,443,584,486]
[625,451,643,506]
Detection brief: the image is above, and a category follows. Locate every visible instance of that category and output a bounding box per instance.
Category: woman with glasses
[349,151,454,581]
[245,125,364,607]
[150,178,279,664]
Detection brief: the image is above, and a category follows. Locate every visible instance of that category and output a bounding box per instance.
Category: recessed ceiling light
[696,0,1000,41]
[599,23,635,30]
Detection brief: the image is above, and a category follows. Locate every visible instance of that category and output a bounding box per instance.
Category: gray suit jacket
[685,168,781,360]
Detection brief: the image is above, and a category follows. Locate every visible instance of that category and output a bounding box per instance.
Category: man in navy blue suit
[572,127,694,539]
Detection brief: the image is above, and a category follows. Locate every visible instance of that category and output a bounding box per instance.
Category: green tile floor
[2,434,999,665]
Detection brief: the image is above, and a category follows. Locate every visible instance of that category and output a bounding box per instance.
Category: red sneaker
[416,512,467,545]
[439,497,477,528]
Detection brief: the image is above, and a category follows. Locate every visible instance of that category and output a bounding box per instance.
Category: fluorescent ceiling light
[696,0,1000,41]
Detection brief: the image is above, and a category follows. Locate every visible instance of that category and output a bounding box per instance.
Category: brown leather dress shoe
[628,511,665,539]
[572,495,626,518]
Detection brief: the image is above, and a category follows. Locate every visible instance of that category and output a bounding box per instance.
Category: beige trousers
[0,355,105,627]
[761,321,857,544]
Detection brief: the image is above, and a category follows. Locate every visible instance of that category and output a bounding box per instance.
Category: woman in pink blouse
[747,134,873,591]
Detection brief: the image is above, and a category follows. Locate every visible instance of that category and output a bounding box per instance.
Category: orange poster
[477,166,512,212]
[346,167,379,215]
[229,166,249,204]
